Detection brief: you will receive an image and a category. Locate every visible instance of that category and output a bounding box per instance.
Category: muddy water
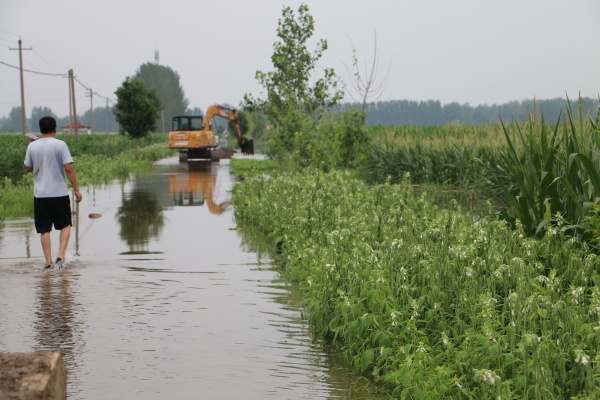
[0,157,387,399]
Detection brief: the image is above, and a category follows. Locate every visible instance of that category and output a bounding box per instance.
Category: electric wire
[0,59,115,103]
[0,60,66,77]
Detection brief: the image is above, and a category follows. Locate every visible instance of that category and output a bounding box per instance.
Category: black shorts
[34,196,72,233]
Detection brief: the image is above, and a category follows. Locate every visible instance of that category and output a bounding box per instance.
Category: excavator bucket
[239,138,254,155]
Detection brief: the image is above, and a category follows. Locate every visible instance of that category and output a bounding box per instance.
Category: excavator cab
[172,116,202,131]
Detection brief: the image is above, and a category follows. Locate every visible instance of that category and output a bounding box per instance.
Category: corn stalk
[496,97,600,239]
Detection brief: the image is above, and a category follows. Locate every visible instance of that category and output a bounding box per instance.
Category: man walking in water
[24,116,83,269]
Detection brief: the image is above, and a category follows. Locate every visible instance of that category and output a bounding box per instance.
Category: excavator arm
[204,105,254,155]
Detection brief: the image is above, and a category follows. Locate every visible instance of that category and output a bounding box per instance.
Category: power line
[0,60,66,77]
[74,77,90,91]
[31,49,66,75]
[1,59,115,102]
[2,38,116,116]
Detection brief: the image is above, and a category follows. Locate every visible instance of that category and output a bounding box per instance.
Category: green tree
[247,109,267,142]
[80,106,118,133]
[113,77,162,159]
[7,106,23,133]
[135,62,189,129]
[244,3,343,160]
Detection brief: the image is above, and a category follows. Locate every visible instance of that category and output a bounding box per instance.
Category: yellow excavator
[168,104,254,162]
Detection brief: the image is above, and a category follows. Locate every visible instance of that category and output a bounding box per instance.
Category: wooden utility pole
[9,39,32,136]
[68,71,73,134]
[69,69,79,138]
[106,98,109,134]
[87,88,94,134]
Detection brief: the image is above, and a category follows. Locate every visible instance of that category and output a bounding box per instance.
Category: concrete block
[0,352,66,400]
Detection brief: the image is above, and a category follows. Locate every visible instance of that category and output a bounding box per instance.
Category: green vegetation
[114,77,163,158]
[244,3,344,162]
[362,124,504,189]
[135,62,189,129]
[0,133,172,222]
[229,158,278,176]
[233,169,600,398]
[497,100,600,240]
[1,4,598,395]
[361,99,600,244]
[233,15,600,393]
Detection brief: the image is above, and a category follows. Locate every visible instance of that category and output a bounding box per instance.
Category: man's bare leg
[58,225,71,261]
[40,232,52,266]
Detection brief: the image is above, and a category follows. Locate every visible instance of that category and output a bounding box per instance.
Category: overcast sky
[0,0,598,119]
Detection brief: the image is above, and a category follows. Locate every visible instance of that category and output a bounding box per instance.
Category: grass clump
[229,158,279,177]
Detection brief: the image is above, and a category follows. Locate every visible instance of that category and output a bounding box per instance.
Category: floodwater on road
[0,157,388,399]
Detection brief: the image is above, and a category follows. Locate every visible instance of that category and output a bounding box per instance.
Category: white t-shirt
[24,137,74,198]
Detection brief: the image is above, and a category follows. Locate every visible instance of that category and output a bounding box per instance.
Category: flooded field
[0,157,387,399]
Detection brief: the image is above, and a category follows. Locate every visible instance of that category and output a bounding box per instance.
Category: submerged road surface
[0,157,387,399]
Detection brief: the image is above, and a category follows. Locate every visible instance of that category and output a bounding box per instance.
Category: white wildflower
[442,333,449,346]
[575,350,590,365]
[479,369,499,386]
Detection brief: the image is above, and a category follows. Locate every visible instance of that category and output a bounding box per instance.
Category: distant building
[62,122,91,135]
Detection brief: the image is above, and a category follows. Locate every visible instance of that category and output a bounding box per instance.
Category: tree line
[0,105,119,133]
[3,96,597,135]
[342,97,599,126]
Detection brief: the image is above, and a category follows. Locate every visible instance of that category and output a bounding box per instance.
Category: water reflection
[116,184,165,255]
[115,162,231,254]
[34,269,84,395]
[169,162,231,213]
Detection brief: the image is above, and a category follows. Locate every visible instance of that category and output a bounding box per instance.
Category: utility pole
[68,71,73,134]
[106,98,109,134]
[69,69,79,139]
[9,38,32,136]
[87,88,94,134]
